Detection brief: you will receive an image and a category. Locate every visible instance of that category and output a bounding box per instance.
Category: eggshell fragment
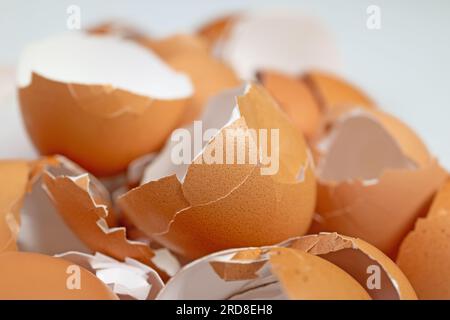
[0,160,30,253]
[142,34,210,60]
[397,180,450,299]
[304,71,374,112]
[42,171,157,268]
[0,252,118,300]
[258,70,321,138]
[18,32,193,176]
[311,108,447,257]
[57,251,164,300]
[202,11,341,79]
[258,70,374,139]
[119,84,316,259]
[0,156,171,279]
[197,14,236,47]
[157,233,416,300]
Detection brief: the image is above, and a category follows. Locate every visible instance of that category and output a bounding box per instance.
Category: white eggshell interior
[17,32,193,100]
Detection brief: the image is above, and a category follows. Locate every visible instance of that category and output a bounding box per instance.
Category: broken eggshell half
[396,179,450,299]
[17,32,193,176]
[118,83,316,259]
[311,108,447,257]
[0,156,176,280]
[199,10,341,80]
[157,233,416,300]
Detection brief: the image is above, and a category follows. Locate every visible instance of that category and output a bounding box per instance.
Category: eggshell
[397,180,450,299]
[201,10,341,79]
[311,108,447,257]
[0,252,118,300]
[118,84,316,259]
[0,160,29,253]
[0,156,172,279]
[304,71,374,112]
[157,233,416,300]
[258,70,321,138]
[57,251,164,300]
[258,70,374,139]
[197,14,236,46]
[18,33,193,176]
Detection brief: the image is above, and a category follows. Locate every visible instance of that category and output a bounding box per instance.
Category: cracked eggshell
[0,252,118,300]
[157,233,416,300]
[57,251,164,300]
[258,70,374,139]
[397,180,450,299]
[17,32,193,177]
[118,84,316,259]
[311,108,447,257]
[0,156,171,279]
[202,10,341,80]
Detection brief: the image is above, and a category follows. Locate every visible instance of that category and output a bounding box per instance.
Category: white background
[1,0,449,169]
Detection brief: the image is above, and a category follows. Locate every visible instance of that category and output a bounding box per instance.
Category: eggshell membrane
[0,161,29,253]
[157,233,416,300]
[119,84,316,259]
[312,108,447,257]
[397,180,450,299]
[268,248,371,300]
[19,74,188,176]
[0,252,118,300]
[258,70,321,138]
[164,49,240,124]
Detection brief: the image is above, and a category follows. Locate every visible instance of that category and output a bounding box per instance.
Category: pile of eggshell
[0,11,448,300]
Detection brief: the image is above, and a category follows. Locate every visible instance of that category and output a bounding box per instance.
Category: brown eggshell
[304,71,374,112]
[397,180,450,299]
[258,70,321,138]
[311,108,447,257]
[58,251,164,300]
[42,172,158,269]
[119,84,316,259]
[141,34,210,60]
[259,70,374,140]
[0,156,169,279]
[0,160,29,253]
[0,252,118,300]
[197,14,236,46]
[157,233,416,300]
[18,33,193,176]
[268,248,371,300]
